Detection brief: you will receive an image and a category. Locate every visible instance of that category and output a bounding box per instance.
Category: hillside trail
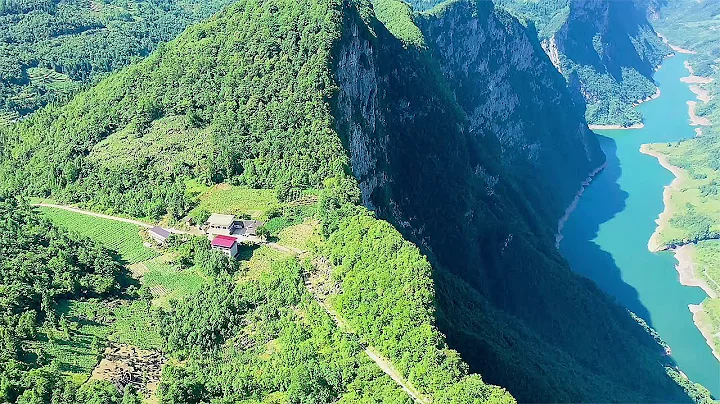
[33,202,428,402]
[269,245,430,404]
[32,203,190,234]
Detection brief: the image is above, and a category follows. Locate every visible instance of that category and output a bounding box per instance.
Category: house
[203,214,241,236]
[148,226,171,244]
[211,235,238,258]
[203,213,264,237]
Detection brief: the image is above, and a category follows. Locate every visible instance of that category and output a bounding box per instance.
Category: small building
[204,214,241,236]
[236,220,263,236]
[211,235,239,258]
[148,226,171,244]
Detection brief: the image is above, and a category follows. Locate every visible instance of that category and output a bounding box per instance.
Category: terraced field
[39,206,158,264]
[140,255,206,308]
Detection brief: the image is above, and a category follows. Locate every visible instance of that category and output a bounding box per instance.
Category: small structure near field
[148,226,170,244]
[203,214,263,237]
[204,214,240,236]
[211,235,239,258]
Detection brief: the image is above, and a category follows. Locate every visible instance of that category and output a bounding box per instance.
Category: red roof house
[211,235,238,258]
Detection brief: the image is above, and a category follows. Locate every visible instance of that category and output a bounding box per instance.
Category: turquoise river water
[560,54,720,395]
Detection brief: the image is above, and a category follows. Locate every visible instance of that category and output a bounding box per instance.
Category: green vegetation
[0,0,236,121]
[187,183,280,221]
[0,197,143,402]
[0,0,348,221]
[0,0,709,402]
[38,206,158,264]
[138,255,206,308]
[646,0,720,378]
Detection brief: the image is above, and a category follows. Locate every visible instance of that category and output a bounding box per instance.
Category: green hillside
[0,0,237,122]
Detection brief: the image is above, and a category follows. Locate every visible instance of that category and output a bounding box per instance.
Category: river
[560,54,720,395]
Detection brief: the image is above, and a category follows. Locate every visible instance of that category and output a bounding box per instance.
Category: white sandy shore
[640,145,685,253]
[555,163,607,248]
[674,245,718,298]
[690,85,712,103]
[689,304,720,362]
[658,33,697,55]
[688,101,712,126]
[589,123,644,130]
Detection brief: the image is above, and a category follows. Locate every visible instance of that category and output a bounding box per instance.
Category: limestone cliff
[333,1,695,401]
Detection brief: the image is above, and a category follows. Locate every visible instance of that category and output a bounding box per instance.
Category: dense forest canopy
[0,0,349,220]
[0,0,238,124]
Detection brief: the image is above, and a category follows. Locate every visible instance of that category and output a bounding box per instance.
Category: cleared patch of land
[187,182,279,220]
[39,206,158,264]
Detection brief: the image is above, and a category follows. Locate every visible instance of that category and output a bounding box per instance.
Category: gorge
[560,54,720,395]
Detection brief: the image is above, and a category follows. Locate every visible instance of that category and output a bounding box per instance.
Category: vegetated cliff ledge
[335,0,705,402]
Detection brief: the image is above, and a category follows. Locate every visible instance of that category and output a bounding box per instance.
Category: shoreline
[688,101,712,126]
[639,144,685,253]
[689,304,720,362]
[657,33,696,55]
[587,88,660,131]
[673,245,718,299]
[555,163,607,248]
[589,123,644,130]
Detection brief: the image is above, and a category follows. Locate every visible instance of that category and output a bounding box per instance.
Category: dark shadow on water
[561,135,654,326]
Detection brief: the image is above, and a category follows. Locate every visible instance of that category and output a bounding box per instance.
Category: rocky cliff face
[333,1,694,401]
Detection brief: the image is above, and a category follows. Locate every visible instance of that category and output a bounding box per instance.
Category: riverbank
[688,101,712,126]
[658,33,696,55]
[674,245,718,299]
[589,123,643,130]
[690,304,720,362]
[587,89,660,130]
[555,163,607,248]
[640,144,685,253]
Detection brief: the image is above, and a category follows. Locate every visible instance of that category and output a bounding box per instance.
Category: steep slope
[336,0,702,401]
[404,0,670,126]
[0,0,237,123]
[0,0,707,402]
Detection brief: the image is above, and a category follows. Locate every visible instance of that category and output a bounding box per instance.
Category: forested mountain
[0,0,711,402]
[406,0,670,126]
[0,0,236,124]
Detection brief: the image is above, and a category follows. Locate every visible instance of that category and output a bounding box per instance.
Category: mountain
[406,0,670,127]
[0,0,709,402]
[0,0,237,124]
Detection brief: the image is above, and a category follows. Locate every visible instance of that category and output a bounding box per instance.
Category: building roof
[211,235,237,248]
[149,226,171,239]
[206,213,236,227]
[240,220,263,228]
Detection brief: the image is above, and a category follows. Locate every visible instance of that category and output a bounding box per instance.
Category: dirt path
[270,244,429,404]
[33,203,191,235]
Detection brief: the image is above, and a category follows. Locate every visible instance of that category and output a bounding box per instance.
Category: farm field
[140,255,206,308]
[30,299,161,383]
[39,206,158,264]
[187,182,279,220]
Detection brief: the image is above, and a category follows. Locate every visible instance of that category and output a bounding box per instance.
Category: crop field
[39,207,158,264]
[188,183,279,219]
[141,255,206,308]
[31,298,161,383]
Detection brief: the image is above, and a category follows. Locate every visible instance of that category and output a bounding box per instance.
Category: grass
[648,140,720,247]
[238,246,287,280]
[31,298,162,382]
[188,183,279,219]
[276,219,321,251]
[140,255,206,308]
[39,206,158,264]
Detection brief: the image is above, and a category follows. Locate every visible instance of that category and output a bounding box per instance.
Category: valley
[560,54,720,395]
